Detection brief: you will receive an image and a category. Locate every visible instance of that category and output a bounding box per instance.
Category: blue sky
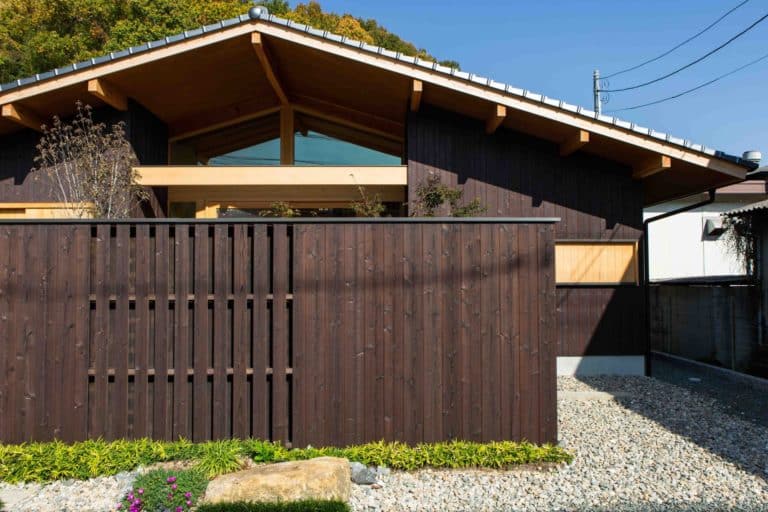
[314,0,768,160]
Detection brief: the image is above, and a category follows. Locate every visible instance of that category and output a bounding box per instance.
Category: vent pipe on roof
[743,150,762,165]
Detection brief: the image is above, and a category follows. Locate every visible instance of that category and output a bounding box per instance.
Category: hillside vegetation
[0,0,459,84]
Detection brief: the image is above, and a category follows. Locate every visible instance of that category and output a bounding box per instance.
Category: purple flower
[138,489,144,495]
[184,492,191,499]
[167,476,177,484]
[176,507,184,512]
[127,493,134,501]
[171,483,178,490]
[186,500,192,506]
[167,492,174,500]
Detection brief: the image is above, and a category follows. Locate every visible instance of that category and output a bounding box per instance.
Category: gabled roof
[0,8,755,206]
[0,9,754,170]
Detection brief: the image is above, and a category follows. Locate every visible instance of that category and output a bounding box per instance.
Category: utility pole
[593,69,601,115]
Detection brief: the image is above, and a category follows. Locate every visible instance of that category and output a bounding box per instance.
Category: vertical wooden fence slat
[113,224,130,439]
[539,225,557,443]
[212,225,228,439]
[252,225,269,439]
[134,225,150,439]
[0,226,10,441]
[193,224,209,442]
[154,225,170,440]
[271,224,290,445]
[91,224,110,439]
[232,224,249,439]
[174,224,191,439]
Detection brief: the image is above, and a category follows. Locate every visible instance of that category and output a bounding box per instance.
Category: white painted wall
[644,201,749,281]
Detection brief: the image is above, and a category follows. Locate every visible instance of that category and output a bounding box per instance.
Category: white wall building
[645,174,766,281]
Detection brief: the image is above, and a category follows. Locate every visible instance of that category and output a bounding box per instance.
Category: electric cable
[602,10,768,92]
[607,50,768,112]
[603,0,752,79]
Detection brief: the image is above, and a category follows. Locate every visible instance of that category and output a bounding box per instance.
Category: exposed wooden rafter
[485,104,506,134]
[87,78,128,111]
[410,80,423,112]
[169,104,281,142]
[1,103,43,132]
[560,130,590,157]
[292,94,404,142]
[251,32,289,106]
[633,155,672,179]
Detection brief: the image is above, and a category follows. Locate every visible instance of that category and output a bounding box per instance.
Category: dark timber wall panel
[292,222,557,445]
[407,107,645,357]
[0,219,557,445]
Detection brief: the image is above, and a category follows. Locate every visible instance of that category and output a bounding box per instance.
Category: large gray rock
[204,457,351,504]
[349,462,378,485]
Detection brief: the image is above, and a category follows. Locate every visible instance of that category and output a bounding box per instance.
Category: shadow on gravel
[574,375,768,484]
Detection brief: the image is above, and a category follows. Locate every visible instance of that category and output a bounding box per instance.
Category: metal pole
[593,69,601,115]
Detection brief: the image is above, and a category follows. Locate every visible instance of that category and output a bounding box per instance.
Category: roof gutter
[643,189,716,376]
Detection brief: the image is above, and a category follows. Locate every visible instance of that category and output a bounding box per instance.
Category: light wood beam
[410,80,423,112]
[251,32,289,106]
[169,104,281,141]
[87,78,128,111]
[280,106,295,165]
[485,104,506,134]
[560,130,590,156]
[1,103,43,132]
[292,94,404,142]
[633,155,672,179]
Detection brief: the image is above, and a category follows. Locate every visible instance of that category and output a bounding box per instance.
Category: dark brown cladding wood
[292,222,557,445]
[0,220,556,445]
[407,106,646,357]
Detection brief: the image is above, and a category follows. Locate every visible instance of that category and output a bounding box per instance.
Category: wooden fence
[0,219,557,446]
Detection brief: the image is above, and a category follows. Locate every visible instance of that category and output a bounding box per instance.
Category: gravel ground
[351,376,768,512]
[0,471,137,512]
[1,376,766,511]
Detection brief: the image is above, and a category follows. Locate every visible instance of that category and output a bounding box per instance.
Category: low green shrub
[0,438,572,483]
[196,501,350,512]
[118,468,208,512]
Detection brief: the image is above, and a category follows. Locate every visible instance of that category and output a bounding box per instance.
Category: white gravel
[1,376,766,511]
[351,376,768,512]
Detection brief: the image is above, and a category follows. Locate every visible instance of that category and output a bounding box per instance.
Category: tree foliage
[411,174,486,217]
[0,0,458,84]
[33,102,147,219]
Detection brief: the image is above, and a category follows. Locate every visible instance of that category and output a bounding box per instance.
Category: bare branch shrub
[33,102,147,218]
[351,185,385,217]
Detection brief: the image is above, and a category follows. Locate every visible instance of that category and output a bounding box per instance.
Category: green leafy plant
[196,440,247,478]
[411,174,486,217]
[722,214,758,277]
[0,438,572,484]
[119,469,208,512]
[196,501,350,512]
[350,186,386,217]
[258,202,299,218]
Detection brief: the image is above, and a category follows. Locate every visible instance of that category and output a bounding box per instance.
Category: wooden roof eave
[0,18,749,182]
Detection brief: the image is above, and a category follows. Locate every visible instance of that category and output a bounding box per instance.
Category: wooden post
[281,106,295,165]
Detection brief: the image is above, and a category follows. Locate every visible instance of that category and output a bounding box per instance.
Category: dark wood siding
[0,219,556,445]
[407,106,645,357]
[0,101,168,214]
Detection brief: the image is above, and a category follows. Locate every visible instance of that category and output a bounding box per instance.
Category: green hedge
[196,501,350,512]
[0,439,572,483]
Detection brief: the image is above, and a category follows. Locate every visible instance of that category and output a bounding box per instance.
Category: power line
[603,0,752,79]
[607,50,768,112]
[602,11,768,92]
